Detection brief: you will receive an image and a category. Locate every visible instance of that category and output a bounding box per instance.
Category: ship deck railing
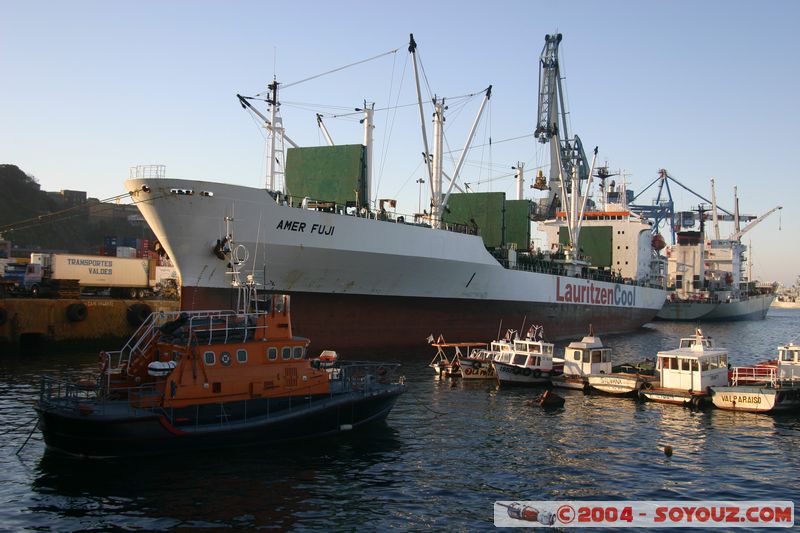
[730,366,777,387]
[285,194,663,290]
[104,309,271,372]
[38,362,404,429]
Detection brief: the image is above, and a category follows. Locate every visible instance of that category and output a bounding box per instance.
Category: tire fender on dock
[127,303,152,326]
[66,303,88,322]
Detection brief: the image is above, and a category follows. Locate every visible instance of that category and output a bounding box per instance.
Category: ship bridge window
[200,190,214,197]
[282,347,291,360]
[572,350,581,361]
[513,354,527,365]
[204,351,215,365]
[170,188,194,195]
[267,347,277,360]
[236,349,247,363]
[591,350,603,363]
[781,350,793,362]
[527,356,540,367]
[720,354,728,367]
[292,346,304,359]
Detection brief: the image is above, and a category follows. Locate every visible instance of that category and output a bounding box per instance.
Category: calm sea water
[1,309,799,531]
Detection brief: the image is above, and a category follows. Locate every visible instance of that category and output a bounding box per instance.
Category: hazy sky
[2,0,798,285]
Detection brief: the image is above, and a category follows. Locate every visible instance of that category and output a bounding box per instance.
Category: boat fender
[66,303,88,322]
[127,303,152,326]
[464,368,472,375]
[0,307,6,327]
[691,396,703,409]
[533,369,541,378]
[522,368,532,377]
[512,367,521,375]
[473,361,481,370]
[640,381,652,390]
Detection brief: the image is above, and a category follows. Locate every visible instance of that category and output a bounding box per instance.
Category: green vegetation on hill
[0,164,155,255]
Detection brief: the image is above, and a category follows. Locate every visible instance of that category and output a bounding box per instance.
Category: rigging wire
[274,48,400,92]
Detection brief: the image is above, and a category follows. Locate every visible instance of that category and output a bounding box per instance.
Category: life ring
[464,368,473,375]
[0,307,7,327]
[473,361,482,370]
[127,303,152,326]
[220,352,232,366]
[533,369,541,378]
[522,368,532,377]
[512,367,521,375]
[66,303,88,322]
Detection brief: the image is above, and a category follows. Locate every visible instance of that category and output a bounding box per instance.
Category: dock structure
[0,298,180,354]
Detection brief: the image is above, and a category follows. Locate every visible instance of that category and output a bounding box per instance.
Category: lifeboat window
[680,359,691,371]
[498,353,510,363]
[513,354,527,365]
[528,356,540,367]
[282,347,291,360]
[571,350,580,361]
[720,354,728,367]
[236,349,247,363]
[545,345,553,355]
[292,346,304,359]
[781,350,793,362]
[691,360,699,371]
[268,347,277,360]
[204,351,215,365]
[591,350,603,363]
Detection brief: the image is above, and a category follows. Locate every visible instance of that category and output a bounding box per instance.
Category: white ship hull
[587,373,651,396]
[126,178,667,352]
[657,293,775,321]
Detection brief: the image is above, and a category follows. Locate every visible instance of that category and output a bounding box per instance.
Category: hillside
[0,164,155,255]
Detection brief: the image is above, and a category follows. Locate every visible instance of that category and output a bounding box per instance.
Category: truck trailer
[24,253,177,298]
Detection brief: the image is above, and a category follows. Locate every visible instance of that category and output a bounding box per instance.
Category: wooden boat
[587,359,656,396]
[428,337,487,378]
[710,343,800,413]
[492,329,559,386]
[639,328,728,407]
[552,327,612,390]
[457,345,498,380]
[35,288,406,458]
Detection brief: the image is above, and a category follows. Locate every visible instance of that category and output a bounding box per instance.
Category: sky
[2,0,798,285]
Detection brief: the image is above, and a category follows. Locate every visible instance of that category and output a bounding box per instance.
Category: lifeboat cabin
[639,329,728,407]
[492,334,558,386]
[552,329,612,390]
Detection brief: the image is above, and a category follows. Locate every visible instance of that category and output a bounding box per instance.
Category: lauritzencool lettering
[555,278,636,307]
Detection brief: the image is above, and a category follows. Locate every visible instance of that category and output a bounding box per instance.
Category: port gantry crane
[534,33,590,220]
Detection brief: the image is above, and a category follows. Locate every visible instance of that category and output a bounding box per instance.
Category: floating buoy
[664,445,673,457]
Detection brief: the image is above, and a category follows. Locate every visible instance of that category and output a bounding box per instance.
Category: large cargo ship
[125,35,667,352]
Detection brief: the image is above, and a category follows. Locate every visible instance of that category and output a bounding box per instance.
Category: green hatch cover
[285,144,367,207]
[558,226,613,267]
[505,200,532,250]
[443,192,505,248]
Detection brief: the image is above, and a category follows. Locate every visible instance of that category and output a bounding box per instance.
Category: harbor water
[1,309,799,531]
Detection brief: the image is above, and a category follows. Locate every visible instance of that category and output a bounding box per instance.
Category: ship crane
[534,33,589,219]
[729,205,781,242]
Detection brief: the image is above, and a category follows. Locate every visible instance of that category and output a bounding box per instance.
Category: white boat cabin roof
[567,335,606,351]
[677,329,716,350]
[778,343,800,365]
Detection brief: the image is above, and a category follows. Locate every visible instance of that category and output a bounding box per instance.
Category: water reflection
[2,310,798,529]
